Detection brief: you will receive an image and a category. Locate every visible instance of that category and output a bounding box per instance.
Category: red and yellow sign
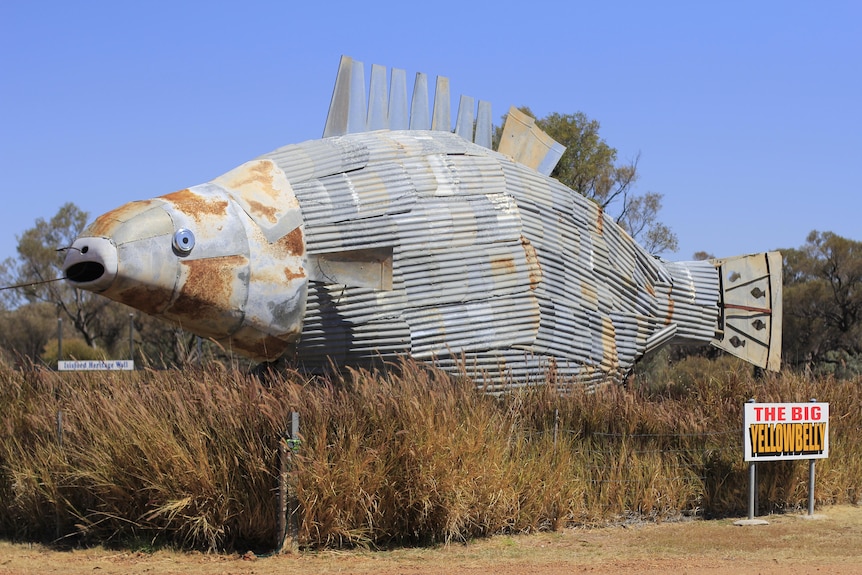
[743,402,829,461]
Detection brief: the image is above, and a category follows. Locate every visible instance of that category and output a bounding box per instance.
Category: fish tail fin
[710,251,783,371]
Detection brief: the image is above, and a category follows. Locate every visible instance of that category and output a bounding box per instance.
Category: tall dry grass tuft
[0,360,304,550]
[1,354,860,551]
[294,361,526,545]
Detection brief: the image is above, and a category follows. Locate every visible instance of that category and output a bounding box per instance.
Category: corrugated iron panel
[398,243,531,306]
[262,139,369,183]
[406,297,540,357]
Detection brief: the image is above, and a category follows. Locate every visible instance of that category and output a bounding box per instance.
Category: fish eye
[172,228,195,255]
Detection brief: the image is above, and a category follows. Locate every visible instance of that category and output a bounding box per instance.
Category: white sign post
[740,400,829,524]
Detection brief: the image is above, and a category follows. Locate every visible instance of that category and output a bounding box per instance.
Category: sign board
[743,402,829,462]
[58,360,135,371]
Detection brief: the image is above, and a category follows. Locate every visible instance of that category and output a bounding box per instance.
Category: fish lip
[65,260,106,283]
[62,236,118,292]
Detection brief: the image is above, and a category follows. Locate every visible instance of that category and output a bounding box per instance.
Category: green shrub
[41,338,107,367]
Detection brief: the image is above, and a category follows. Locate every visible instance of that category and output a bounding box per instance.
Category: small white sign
[58,360,135,371]
[743,402,829,462]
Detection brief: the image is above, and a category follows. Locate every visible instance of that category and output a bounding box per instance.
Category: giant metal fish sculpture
[62,56,782,389]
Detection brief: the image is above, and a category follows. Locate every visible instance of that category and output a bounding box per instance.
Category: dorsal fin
[388,67,408,130]
[497,107,566,176]
[367,63,388,131]
[322,56,353,138]
[323,55,493,149]
[475,100,493,149]
[409,72,430,130]
[431,76,451,132]
[455,95,474,141]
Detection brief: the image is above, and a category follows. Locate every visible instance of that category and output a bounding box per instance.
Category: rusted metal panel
[167,254,248,338]
[212,160,303,244]
[64,161,308,362]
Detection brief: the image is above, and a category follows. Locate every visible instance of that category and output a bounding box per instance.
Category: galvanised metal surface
[63,55,782,386]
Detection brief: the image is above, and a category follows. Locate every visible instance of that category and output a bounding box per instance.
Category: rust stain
[490,255,516,275]
[275,226,305,257]
[520,236,543,290]
[214,161,289,223]
[247,262,284,285]
[170,255,246,318]
[86,200,155,237]
[225,161,278,198]
[645,283,656,297]
[665,299,675,325]
[596,205,604,235]
[161,189,229,222]
[245,198,278,224]
[233,333,296,362]
[283,266,305,282]
[114,283,173,316]
[581,280,598,305]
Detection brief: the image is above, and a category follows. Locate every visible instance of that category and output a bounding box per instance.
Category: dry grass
[0,355,860,552]
[1,505,861,574]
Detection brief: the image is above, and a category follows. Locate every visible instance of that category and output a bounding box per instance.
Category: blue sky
[2,1,860,265]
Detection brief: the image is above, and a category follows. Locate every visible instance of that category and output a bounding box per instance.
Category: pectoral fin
[307,247,393,290]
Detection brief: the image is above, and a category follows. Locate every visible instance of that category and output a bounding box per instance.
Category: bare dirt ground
[1,505,860,575]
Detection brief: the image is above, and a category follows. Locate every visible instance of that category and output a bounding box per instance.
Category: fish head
[63,159,308,362]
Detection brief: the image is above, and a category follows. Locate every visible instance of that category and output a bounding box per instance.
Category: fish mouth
[62,237,118,292]
[65,260,106,283]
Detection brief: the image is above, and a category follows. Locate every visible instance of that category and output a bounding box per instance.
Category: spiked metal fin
[388,67,408,130]
[323,55,493,148]
[410,72,430,130]
[431,76,451,132]
[475,100,493,149]
[323,56,353,138]
[455,95,475,141]
[323,56,368,137]
[367,64,388,131]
